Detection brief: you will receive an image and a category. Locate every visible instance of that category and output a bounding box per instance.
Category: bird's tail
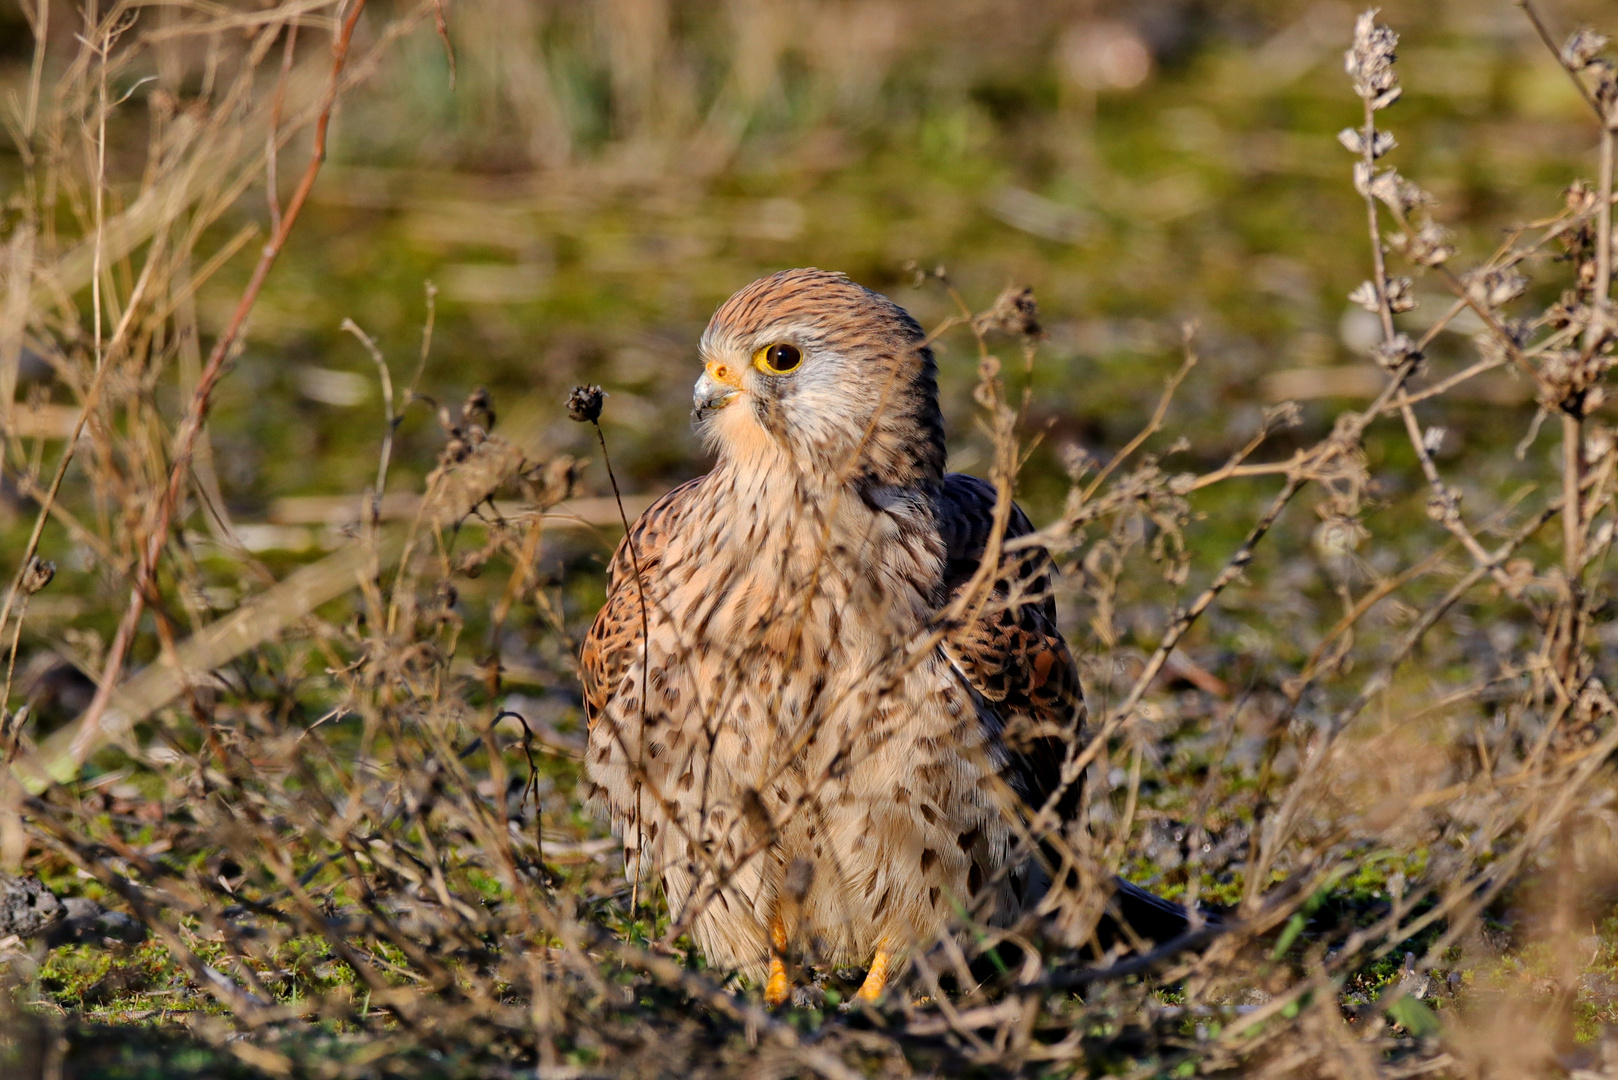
[967,874,1218,989]
[1095,875,1218,949]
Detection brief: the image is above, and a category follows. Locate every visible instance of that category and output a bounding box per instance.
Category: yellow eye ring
[752,342,802,375]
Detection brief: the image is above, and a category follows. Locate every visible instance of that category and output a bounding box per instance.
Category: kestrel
[581,269,1189,1006]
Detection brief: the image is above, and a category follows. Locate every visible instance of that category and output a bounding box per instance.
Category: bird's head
[694,269,946,490]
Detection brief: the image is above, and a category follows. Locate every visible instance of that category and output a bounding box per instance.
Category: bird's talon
[764,951,791,1009]
[854,943,893,1004]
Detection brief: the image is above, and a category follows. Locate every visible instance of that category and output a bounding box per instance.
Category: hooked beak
[693,360,743,420]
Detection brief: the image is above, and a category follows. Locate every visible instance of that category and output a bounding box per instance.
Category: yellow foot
[854,944,893,1004]
[764,952,791,1008]
[764,914,791,1008]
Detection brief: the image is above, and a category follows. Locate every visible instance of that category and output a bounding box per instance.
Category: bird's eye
[753,342,802,375]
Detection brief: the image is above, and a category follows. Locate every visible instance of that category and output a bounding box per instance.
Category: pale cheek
[708,401,786,466]
[784,380,868,449]
[703,370,870,467]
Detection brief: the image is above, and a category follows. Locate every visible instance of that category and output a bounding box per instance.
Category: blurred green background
[0,0,1612,689]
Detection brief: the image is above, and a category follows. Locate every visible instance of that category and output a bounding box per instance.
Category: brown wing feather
[940,476,1202,945]
[580,476,706,729]
[936,473,1086,823]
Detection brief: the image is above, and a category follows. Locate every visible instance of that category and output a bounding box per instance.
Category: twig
[431,0,456,89]
[577,391,651,913]
[265,20,300,233]
[1081,340,1196,502]
[341,318,396,527]
[72,0,372,773]
[1519,0,1602,119]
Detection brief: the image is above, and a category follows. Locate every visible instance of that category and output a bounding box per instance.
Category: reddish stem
[72,0,370,769]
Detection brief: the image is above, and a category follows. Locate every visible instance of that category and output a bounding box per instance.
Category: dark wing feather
[937,474,1203,946]
[936,473,1086,822]
[580,476,706,729]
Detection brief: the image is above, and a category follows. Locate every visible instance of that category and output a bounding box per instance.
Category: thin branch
[1519,0,1603,120]
[71,0,372,773]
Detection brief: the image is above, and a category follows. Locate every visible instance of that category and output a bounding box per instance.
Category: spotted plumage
[580,269,1183,999]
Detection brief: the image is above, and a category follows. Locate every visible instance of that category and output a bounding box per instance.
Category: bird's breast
[659,476,945,658]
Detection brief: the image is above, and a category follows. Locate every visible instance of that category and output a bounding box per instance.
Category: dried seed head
[1562,29,1609,71]
[462,386,495,432]
[1353,161,1374,197]
[1059,443,1095,481]
[566,384,605,424]
[1337,127,1396,158]
[1263,401,1304,432]
[1367,169,1430,215]
[974,285,1042,339]
[1538,348,1577,390]
[1474,331,1511,368]
[1544,291,1581,331]
[1346,11,1400,107]
[1348,280,1381,312]
[21,557,55,595]
[1566,179,1598,215]
[1595,62,1618,119]
[1385,276,1416,313]
[1537,348,1612,415]
[972,355,1005,409]
[1466,268,1528,310]
[1391,219,1454,267]
[1425,485,1461,525]
[1371,333,1420,372]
